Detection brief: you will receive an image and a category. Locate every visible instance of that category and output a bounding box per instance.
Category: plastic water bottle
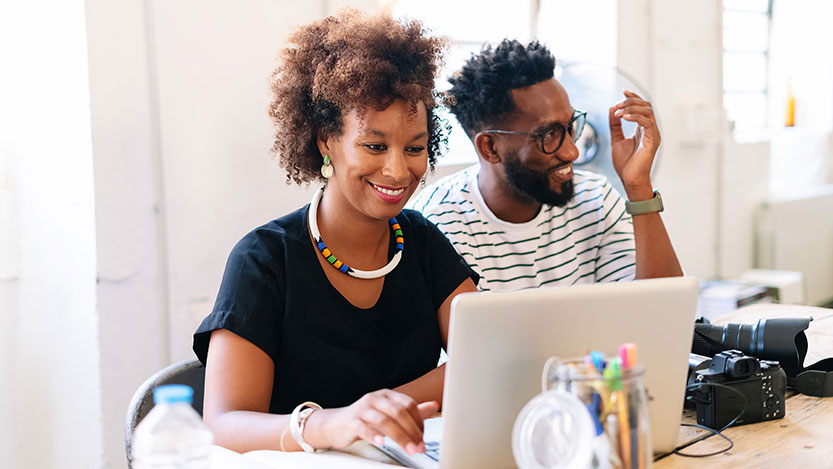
[133,384,214,468]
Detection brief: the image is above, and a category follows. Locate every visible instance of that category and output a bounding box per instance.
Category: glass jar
[543,357,653,469]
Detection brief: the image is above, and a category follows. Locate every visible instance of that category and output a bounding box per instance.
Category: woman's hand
[307,389,439,454]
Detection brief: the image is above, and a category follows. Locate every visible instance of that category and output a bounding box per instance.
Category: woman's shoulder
[397,208,431,229]
[231,205,309,261]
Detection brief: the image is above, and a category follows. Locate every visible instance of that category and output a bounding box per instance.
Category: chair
[125,357,206,468]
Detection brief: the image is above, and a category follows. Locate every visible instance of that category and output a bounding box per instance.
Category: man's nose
[555,136,580,163]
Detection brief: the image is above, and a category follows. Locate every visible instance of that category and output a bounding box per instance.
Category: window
[723,0,772,140]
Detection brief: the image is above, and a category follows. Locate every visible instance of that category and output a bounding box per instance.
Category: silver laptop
[379,277,699,468]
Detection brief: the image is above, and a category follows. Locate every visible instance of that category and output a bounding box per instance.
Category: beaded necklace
[307,187,404,279]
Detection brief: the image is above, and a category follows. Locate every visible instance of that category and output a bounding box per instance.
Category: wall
[618,0,726,277]
[0,1,103,468]
[85,0,167,466]
[719,140,770,277]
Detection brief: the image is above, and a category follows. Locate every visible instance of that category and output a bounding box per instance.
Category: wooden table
[655,303,833,468]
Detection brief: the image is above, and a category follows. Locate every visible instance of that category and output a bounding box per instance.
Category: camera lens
[691,318,812,378]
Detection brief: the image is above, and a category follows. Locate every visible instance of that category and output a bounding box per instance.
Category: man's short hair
[448,39,556,137]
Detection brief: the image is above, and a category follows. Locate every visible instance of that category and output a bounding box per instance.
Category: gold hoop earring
[321,154,333,179]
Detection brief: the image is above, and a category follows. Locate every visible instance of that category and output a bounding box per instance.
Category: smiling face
[319,99,429,222]
[499,79,580,205]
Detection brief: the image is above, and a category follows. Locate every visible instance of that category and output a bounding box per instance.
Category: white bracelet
[290,401,324,453]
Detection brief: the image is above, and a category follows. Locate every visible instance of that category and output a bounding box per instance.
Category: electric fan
[555,62,662,199]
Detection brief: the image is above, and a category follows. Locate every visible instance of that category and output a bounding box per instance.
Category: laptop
[379,276,699,468]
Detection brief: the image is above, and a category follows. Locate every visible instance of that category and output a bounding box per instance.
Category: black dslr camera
[687,350,787,429]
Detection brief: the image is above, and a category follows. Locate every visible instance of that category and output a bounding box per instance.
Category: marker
[605,357,630,469]
[590,350,606,372]
[619,343,642,469]
[619,342,637,370]
[585,353,595,371]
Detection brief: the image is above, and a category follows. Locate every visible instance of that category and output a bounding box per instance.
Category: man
[409,40,682,291]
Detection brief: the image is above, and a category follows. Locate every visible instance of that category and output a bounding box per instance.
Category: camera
[687,350,787,429]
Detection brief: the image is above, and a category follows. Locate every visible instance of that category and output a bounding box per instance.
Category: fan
[555,62,662,199]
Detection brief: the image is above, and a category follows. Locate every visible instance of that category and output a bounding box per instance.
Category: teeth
[556,166,571,176]
[373,185,405,196]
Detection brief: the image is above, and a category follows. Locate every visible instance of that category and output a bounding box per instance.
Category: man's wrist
[623,183,654,201]
[625,190,664,215]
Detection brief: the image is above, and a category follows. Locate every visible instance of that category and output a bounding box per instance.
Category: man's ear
[474,131,502,165]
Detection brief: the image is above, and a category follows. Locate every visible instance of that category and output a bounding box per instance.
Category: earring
[321,154,333,179]
[420,177,427,188]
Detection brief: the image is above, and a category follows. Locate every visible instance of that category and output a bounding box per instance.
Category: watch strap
[625,190,664,215]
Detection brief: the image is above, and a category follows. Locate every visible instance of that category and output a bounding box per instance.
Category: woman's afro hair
[268,8,448,184]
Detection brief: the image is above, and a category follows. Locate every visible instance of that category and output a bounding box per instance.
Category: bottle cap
[153,384,194,405]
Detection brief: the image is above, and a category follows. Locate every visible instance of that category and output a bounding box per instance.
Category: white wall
[85,0,168,467]
[0,1,103,468]
[719,140,770,277]
[619,0,726,277]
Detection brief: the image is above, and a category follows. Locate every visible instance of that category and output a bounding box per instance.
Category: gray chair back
[124,358,205,468]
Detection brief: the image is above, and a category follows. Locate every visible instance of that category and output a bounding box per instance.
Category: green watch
[625,190,663,215]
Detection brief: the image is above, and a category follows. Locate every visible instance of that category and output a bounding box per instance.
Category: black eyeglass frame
[482,110,587,155]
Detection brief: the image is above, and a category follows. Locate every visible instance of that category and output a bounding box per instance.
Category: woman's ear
[316,130,331,159]
[474,132,502,165]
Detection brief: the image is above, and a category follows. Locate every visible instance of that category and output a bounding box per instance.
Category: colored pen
[605,357,630,469]
[620,343,641,469]
[591,350,606,372]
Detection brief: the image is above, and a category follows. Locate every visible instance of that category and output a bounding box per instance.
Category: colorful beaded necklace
[308,187,404,279]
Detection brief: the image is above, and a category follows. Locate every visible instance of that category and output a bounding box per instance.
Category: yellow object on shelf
[785,83,795,127]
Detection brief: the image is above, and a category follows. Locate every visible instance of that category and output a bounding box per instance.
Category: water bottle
[133,384,214,468]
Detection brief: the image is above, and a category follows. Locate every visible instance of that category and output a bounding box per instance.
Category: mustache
[545,161,571,173]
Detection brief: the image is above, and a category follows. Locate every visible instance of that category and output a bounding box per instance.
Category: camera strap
[794,358,833,397]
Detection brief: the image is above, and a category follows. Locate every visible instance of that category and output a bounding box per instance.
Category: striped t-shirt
[408,165,636,292]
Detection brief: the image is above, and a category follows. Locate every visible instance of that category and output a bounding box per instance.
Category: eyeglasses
[483,110,587,155]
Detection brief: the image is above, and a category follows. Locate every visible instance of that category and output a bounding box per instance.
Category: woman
[192,9,478,455]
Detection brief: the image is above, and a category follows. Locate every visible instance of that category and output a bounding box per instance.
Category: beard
[504,152,574,207]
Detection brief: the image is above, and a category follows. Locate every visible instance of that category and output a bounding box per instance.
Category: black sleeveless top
[193,205,478,414]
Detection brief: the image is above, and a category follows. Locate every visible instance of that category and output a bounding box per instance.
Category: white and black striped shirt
[408,165,636,292]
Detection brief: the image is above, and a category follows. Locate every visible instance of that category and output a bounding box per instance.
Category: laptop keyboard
[424,441,441,462]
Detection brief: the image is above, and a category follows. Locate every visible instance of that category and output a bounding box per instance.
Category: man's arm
[622,185,683,279]
[609,91,683,279]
